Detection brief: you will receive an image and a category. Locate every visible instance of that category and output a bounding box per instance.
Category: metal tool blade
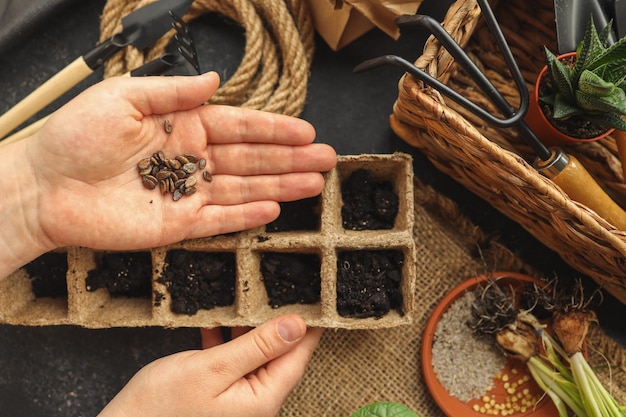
[120,0,195,50]
[554,0,616,53]
[615,0,626,37]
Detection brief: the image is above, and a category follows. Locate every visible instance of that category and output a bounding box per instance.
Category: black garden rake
[354,0,626,230]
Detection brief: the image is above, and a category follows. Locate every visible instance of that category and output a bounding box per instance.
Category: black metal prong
[170,11,201,75]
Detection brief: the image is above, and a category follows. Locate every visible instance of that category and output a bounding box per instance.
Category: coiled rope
[99,0,314,117]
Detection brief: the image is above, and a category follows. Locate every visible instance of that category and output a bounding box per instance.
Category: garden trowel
[554,0,616,53]
[0,0,194,140]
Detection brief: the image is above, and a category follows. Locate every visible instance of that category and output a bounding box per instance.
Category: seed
[185,176,197,188]
[173,189,183,201]
[159,180,169,195]
[164,119,172,133]
[198,158,206,170]
[182,162,197,174]
[142,175,158,190]
[167,159,181,170]
[184,186,196,196]
[202,170,213,182]
[137,150,204,202]
[139,166,152,176]
[137,158,152,171]
[155,169,170,180]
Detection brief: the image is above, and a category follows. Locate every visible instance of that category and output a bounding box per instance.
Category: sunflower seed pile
[138,150,211,201]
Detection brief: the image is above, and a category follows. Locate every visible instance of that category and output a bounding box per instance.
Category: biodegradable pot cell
[85,251,153,299]
[341,168,399,230]
[158,249,236,315]
[336,249,404,319]
[260,252,321,308]
[265,196,321,232]
[1,154,416,329]
[24,251,69,298]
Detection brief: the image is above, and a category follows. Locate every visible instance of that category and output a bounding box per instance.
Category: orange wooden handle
[551,154,626,230]
[615,129,626,181]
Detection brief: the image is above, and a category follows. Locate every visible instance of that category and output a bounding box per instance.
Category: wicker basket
[391,0,626,303]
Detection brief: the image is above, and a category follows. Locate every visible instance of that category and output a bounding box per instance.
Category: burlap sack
[280,178,626,416]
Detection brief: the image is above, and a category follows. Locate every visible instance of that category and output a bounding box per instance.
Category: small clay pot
[524,52,614,147]
[422,272,558,417]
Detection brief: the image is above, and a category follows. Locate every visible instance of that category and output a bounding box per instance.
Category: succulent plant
[541,16,626,131]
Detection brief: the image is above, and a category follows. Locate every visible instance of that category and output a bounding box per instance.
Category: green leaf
[582,111,626,131]
[552,94,581,119]
[575,17,606,80]
[598,19,614,46]
[545,47,574,102]
[603,61,626,84]
[350,402,419,417]
[576,85,626,114]
[587,35,626,71]
[578,69,619,96]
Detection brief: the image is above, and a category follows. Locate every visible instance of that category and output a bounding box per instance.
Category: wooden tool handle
[0,116,48,148]
[615,129,626,181]
[0,57,92,139]
[551,154,626,230]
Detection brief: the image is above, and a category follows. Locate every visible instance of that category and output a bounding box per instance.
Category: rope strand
[98,0,314,117]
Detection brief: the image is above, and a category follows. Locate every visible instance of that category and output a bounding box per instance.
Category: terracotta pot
[524,51,614,147]
[422,272,558,417]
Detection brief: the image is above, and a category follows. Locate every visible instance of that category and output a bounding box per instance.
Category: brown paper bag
[306,0,423,50]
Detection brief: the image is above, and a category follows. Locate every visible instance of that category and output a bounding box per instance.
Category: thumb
[211,315,307,385]
[118,71,221,116]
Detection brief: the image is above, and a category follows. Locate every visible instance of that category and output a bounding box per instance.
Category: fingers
[190,201,281,237]
[206,315,308,387]
[122,71,221,116]
[198,104,317,146]
[208,143,337,176]
[263,326,323,388]
[197,172,325,206]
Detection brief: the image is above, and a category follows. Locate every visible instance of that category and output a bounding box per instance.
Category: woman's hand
[33,71,336,249]
[98,315,323,417]
[0,72,336,277]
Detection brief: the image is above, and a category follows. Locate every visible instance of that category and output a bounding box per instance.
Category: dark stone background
[0,0,625,415]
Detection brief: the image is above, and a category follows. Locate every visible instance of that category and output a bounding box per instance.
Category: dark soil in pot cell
[337,250,404,319]
[158,250,236,315]
[85,252,152,298]
[24,252,68,298]
[341,169,399,230]
[260,252,321,308]
[265,196,321,232]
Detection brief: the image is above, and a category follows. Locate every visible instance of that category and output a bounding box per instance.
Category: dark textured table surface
[1,1,625,415]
